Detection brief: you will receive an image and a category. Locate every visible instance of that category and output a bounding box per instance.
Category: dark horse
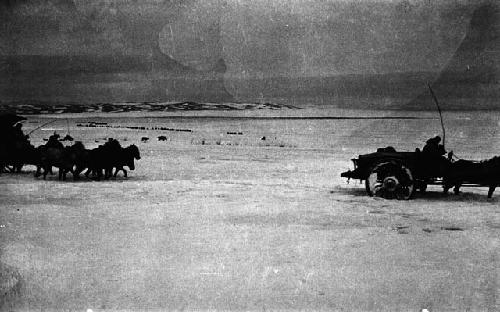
[84,139,122,180]
[443,156,500,198]
[84,140,140,180]
[36,141,87,180]
[113,144,141,178]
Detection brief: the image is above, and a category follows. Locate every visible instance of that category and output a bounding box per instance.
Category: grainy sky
[0,0,498,106]
[0,0,493,76]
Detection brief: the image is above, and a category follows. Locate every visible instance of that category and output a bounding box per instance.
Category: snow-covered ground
[1,109,499,311]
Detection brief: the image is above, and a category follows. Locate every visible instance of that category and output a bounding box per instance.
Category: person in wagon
[422,135,448,175]
[423,136,446,157]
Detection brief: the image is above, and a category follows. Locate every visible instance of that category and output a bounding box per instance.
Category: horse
[84,139,122,180]
[113,144,141,178]
[37,141,87,180]
[65,141,89,180]
[443,156,500,198]
[73,148,91,180]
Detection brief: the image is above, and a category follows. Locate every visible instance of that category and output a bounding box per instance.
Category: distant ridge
[0,101,298,115]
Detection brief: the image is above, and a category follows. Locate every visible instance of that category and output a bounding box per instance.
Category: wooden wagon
[341,146,499,199]
[340,147,451,200]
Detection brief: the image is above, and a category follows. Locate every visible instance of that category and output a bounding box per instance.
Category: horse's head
[124,145,140,170]
[129,144,141,160]
[485,156,500,172]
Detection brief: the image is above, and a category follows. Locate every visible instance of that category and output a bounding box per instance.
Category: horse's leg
[73,166,82,180]
[114,167,125,178]
[43,166,48,180]
[453,182,461,195]
[443,180,451,194]
[34,166,41,178]
[488,185,496,198]
[443,185,449,194]
[105,168,111,179]
[63,168,70,181]
[67,165,74,180]
[64,167,72,181]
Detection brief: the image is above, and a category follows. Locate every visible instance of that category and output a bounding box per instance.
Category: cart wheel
[366,162,415,200]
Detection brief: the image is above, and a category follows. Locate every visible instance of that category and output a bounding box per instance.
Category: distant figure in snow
[141,137,149,143]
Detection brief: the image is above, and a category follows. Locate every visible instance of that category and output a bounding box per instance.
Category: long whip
[427,83,445,148]
[27,119,58,136]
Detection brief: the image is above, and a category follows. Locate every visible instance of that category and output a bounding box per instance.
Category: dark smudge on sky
[0,0,498,108]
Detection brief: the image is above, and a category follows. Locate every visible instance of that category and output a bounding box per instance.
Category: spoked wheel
[365,162,415,200]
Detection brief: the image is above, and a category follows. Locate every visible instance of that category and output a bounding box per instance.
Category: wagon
[340,147,451,200]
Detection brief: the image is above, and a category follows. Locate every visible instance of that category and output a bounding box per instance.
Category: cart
[340,147,451,200]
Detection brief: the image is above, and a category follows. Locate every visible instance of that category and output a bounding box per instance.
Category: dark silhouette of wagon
[340,147,451,200]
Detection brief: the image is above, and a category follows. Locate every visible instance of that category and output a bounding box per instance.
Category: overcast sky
[1,0,493,78]
[0,0,498,106]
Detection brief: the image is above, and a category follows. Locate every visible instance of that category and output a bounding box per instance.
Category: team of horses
[443,156,500,198]
[1,138,141,181]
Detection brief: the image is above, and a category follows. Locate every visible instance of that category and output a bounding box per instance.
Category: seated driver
[423,136,446,157]
[46,132,64,149]
[422,135,449,176]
